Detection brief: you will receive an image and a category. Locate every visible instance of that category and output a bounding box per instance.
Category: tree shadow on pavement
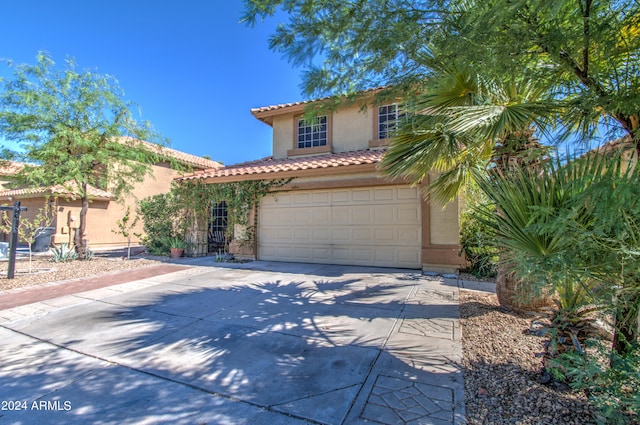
[1,272,465,425]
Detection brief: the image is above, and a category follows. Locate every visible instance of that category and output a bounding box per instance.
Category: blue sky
[0,1,305,165]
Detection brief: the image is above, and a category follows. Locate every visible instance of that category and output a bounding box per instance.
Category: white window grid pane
[297,116,328,148]
[378,104,399,139]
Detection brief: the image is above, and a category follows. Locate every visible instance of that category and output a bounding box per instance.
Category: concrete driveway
[0,260,464,425]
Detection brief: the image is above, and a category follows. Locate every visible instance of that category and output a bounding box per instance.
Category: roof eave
[250,87,388,125]
[179,162,380,184]
[251,103,311,126]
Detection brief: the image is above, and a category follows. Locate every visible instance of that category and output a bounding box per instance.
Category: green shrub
[50,243,78,263]
[137,193,177,255]
[460,187,498,279]
[551,340,639,424]
[164,236,186,249]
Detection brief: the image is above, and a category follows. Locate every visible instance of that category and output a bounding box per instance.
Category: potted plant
[165,236,186,259]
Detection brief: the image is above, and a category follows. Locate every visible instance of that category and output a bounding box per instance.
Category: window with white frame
[297,116,328,148]
[378,104,402,140]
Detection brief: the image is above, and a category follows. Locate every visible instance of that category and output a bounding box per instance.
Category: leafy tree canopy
[0,52,168,256]
[243,0,640,143]
[0,52,168,197]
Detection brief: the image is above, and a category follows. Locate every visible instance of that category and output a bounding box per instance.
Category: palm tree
[381,68,558,310]
[476,149,640,358]
[381,69,556,201]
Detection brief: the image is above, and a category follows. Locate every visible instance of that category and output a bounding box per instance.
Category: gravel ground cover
[1,256,601,423]
[460,289,597,424]
[0,256,162,291]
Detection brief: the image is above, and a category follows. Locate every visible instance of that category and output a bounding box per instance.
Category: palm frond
[381,68,559,199]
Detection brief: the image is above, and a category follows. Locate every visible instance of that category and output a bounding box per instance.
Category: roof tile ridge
[220,156,275,169]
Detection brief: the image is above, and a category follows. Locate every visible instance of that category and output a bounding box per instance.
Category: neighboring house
[178,94,465,272]
[0,144,221,249]
[595,136,638,164]
[0,161,25,191]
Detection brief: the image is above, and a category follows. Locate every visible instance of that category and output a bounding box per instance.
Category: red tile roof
[250,98,328,115]
[0,182,113,201]
[120,138,222,170]
[250,87,388,126]
[0,141,221,178]
[0,161,26,176]
[177,149,386,182]
[250,87,385,116]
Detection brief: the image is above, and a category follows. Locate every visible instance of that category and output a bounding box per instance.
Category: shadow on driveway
[0,264,464,425]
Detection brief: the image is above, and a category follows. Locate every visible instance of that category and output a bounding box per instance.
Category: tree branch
[582,0,592,77]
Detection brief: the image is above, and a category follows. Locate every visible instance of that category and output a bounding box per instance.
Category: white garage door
[258,185,422,268]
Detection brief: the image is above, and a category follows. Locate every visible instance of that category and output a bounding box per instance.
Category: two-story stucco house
[179,95,465,272]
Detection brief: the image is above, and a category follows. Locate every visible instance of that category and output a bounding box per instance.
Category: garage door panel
[260,228,278,239]
[374,250,394,262]
[292,209,311,224]
[331,208,350,224]
[331,229,351,241]
[312,192,330,203]
[293,193,311,204]
[263,193,292,206]
[310,228,330,241]
[293,228,310,240]
[261,245,295,258]
[262,227,419,246]
[374,228,395,241]
[398,228,421,242]
[352,228,371,241]
[332,247,351,261]
[259,185,421,268]
[352,248,373,261]
[397,207,420,223]
[331,190,350,203]
[352,189,371,202]
[312,209,330,223]
[260,243,420,268]
[397,186,419,199]
[276,228,293,239]
[398,249,421,263]
[262,209,292,225]
[351,208,372,224]
[312,247,331,260]
[373,208,394,223]
[374,188,395,201]
[292,247,311,259]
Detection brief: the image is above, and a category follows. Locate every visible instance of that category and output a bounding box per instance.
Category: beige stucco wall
[89,162,178,248]
[52,198,106,247]
[429,197,460,245]
[40,162,181,249]
[331,103,373,153]
[0,156,218,250]
[271,104,375,159]
[427,172,460,245]
[272,115,295,159]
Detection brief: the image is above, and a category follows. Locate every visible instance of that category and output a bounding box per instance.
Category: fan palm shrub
[381,67,557,203]
[381,66,558,310]
[475,146,639,358]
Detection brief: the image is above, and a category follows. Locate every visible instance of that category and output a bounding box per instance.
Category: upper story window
[297,116,328,148]
[378,104,402,140]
